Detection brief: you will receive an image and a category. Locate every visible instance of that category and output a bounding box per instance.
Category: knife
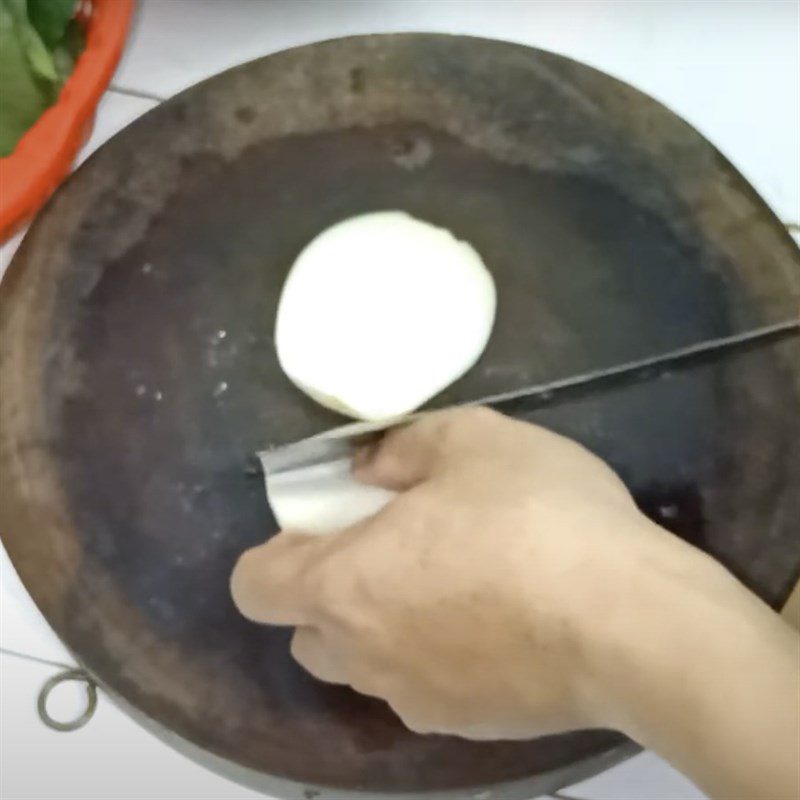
[257,317,799,534]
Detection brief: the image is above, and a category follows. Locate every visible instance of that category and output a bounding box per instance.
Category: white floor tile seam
[109,83,167,103]
[0,646,75,670]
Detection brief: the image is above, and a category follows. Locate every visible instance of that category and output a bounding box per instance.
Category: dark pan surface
[1,35,799,794]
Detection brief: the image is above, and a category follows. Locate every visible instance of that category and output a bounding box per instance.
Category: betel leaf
[0,0,85,157]
[0,0,54,155]
[28,0,77,49]
[3,0,58,81]
[52,18,84,81]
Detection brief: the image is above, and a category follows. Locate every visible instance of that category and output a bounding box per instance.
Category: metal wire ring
[37,668,98,732]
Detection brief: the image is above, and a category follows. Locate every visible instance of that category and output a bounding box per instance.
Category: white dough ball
[275,211,496,421]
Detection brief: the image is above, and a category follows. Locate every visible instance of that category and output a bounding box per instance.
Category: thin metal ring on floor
[37,668,98,732]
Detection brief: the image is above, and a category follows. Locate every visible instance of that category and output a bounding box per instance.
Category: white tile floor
[111,0,800,222]
[0,654,262,800]
[2,1,798,798]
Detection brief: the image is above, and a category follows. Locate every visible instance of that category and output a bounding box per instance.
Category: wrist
[574,519,800,800]
[575,519,771,736]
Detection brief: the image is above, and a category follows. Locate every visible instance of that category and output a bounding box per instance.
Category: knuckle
[397,710,437,735]
[399,487,439,523]
[308,560,355,625]
[404,720,433,735]
[230,549,266,615]
[232,546,261,580]
[312,565,342,608]
[371,446,404,479]
[386,692,442,735]
[458,405,497,424]
[289,631,308,662]
[348,666,386,699]
[441,406,497,439]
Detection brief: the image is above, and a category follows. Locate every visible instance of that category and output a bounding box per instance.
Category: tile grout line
[108,83,167,103]
[0,646,74,671]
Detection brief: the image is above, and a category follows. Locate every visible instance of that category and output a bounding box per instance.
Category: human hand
[232,407,800,799]
[231,407,691,738]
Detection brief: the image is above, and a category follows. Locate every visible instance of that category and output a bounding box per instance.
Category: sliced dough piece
[275,211,496,421]
[259,418,406,534]
[264,458,395,535]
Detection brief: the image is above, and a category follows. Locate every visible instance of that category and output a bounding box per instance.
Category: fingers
[353,407,502,491]
[290,627,348,684]
[352,412,450,490]
[291,628,394,704]
[230,531,327,625]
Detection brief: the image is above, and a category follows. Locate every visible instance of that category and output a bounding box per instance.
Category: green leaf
[0,0,84,156]
[52,17,84,80]
[0,0,54,155]
[27,0,77,49]
[2,0,58,82]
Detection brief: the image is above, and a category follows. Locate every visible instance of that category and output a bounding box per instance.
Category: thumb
[230,531,327,625]
[352,412,453,491]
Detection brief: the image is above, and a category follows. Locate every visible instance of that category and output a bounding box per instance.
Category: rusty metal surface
[1,35,799,795]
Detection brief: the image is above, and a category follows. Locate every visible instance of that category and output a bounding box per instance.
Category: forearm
[234,408,799,793]
[589,531,800,800]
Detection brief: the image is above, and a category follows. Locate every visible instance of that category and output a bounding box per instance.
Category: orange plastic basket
[0,0,135,241]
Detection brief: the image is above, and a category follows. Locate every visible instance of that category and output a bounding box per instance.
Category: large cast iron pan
[1,34,799,799]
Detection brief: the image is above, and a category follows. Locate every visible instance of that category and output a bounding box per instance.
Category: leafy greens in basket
[0,0,85,156]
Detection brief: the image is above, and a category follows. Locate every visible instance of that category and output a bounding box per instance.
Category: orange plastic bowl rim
[0,0,135,241]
